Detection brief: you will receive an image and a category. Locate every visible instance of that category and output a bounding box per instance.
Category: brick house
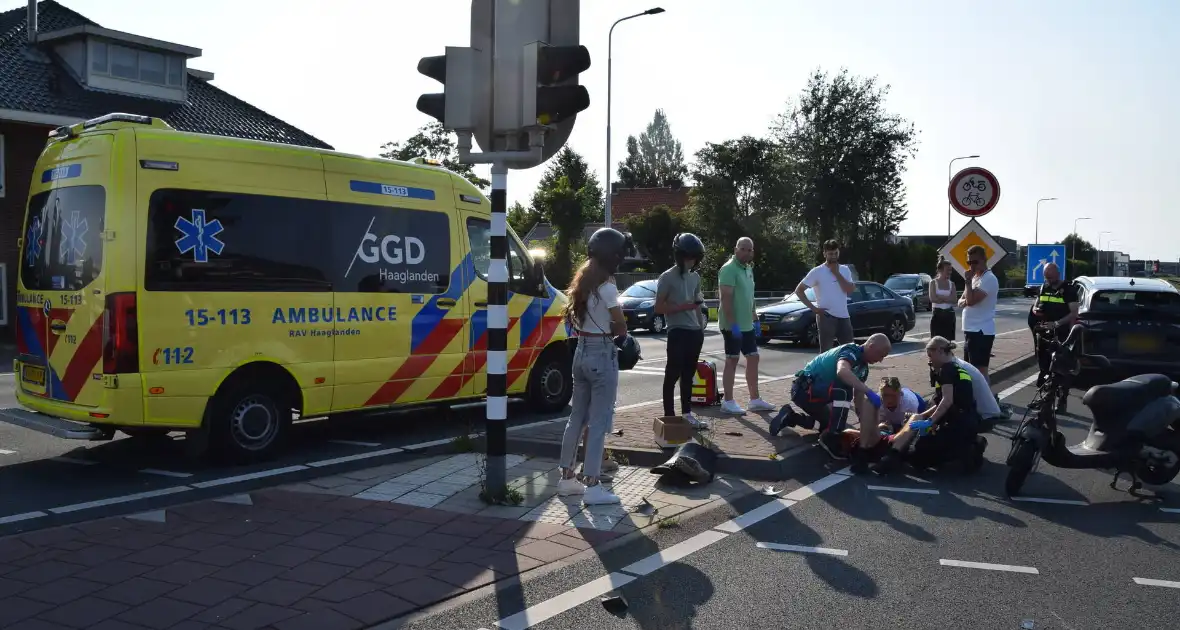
[609,185,690,221]
[0,1,329,335]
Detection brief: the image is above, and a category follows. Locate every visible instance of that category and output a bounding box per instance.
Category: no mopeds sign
[949,167,1001,218]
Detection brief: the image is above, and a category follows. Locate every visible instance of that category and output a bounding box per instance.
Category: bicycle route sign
[948,167,1001,218]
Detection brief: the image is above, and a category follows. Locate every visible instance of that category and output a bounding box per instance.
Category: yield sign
[939,218,1008,278]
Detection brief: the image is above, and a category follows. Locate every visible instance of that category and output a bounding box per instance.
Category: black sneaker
[768,406,796,437]
[849,448,869,474]
[819,433,847,460]
[871,451,902,476]
[1056,396,1068,414]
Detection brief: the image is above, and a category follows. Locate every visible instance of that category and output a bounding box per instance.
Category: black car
[756,281,916,346]
[617,279,709,333]
[884,273,933,311]
[1073,276,1180,381]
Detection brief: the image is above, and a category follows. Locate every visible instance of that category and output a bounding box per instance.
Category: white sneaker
[720,400,745,415]
[583,484,621,505]
[748,398,776,412]
[557,478,585,496]
[683,412,709,429]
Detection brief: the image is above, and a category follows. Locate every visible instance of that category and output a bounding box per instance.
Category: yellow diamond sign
[939,218,1008,278]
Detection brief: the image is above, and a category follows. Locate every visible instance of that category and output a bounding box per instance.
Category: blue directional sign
[1026,244,1067,285]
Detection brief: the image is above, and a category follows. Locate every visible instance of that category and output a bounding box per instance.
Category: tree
[507,201,542,237]
[616,109,688,189]
[623,205,683,271]
[687,136,792,248]
[534,176,596,288]
[771,68,919,269]
[1059,234,1096,263]
[531,147,603,223]
[379,122,490,190]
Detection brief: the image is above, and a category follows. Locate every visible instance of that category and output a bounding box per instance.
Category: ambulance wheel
[528,345,573,413]
[207,366,296,463]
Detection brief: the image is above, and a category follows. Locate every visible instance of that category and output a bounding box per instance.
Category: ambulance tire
[207,367,297,464]
[528,345,573,413]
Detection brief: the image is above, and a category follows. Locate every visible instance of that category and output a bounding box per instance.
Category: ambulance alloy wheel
[207,370,296,463]
[528,345,573,413]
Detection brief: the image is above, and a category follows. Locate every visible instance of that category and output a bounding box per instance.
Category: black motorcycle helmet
[587,227,631,274]
[672,232,705,273]
[615,333,642,370]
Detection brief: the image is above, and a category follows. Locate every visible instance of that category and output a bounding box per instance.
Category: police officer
[1029,262,1079,411]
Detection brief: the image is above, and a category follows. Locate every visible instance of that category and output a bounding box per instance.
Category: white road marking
[0,511,47,525]
[613,375,794,412]
[126,509,167,523]
[492,468,851,629]
[213,494,254,506]
[139,468,193,478]
[866,485,941,495]
[619,530,729,577]
[49,486,193,514]
[494,572,636,630]
[328,439,382,447]
[1161,507,1180,514]
[1010,497,1088,506]
[191,465,308,488]
[756,543,849,556]
[51,456,97,466]
[997,374,1040,401]
[940,559,1039,574]
[306,447,406,468]
[0,449,15,455]
[1133,577,1180,589]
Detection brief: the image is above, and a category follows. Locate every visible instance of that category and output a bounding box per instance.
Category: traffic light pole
[486,163,510,495]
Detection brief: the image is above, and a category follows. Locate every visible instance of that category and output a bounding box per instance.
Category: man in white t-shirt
[795,240,857,351]
[958,245,1000,384]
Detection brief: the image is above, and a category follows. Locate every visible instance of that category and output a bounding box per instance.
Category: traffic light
[526,44,591,126]
[414,47,477,131]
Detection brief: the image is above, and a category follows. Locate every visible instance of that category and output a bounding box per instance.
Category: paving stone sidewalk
[0,454,760,630]
[509,333,1035,472]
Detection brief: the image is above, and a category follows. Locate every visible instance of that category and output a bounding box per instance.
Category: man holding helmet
[655,233,709,427]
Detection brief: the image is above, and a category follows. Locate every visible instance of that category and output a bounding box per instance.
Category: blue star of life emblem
[59,210,88,265]
[25,216,43,267]
[174,208,225,263]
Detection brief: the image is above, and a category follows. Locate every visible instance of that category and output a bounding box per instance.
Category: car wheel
[803,322,819,347]
[888,316,906,343]
[527,345,573,413]
[650,315,666,334]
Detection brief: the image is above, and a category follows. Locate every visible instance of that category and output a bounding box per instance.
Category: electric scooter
[1005,324,1180,497]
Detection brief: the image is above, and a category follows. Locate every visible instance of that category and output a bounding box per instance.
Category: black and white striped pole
[485,164,509,493]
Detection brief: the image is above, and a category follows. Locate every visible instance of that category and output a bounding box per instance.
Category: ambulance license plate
[22,364,46,387]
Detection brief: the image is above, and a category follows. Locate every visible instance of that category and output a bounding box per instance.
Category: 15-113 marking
[186,308,252,326]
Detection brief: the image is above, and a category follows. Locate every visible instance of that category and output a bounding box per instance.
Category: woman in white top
[929,259,957,340]
[556,228,631,505]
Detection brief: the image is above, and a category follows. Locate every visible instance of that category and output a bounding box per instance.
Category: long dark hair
[562,258,612,328]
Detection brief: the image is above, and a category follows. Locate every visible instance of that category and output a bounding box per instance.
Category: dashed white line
[1010,497,1088,506]
[0,511,47,524]
[50,456,97,466]
[494,572,636,630]
[756,543,849,556]
[866,485,941,495]
[0,449,16,455]
[1133,577,1180,589]
[1161,507,1180,514]
[138,468,193,478]
[327,439,383,448]
[307,447,406,468]
[997,373,1040,401]
[619,530,729,577]
[191,465,308,488]
[49,486,193,514]
[939,559,1039,574]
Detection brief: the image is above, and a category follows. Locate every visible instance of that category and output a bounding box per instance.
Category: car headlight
[783,312,803,321]
[638,300,654,309]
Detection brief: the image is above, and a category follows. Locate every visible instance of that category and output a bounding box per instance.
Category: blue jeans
[559,337,618,479]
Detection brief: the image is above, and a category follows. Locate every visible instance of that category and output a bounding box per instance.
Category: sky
[11,0,1178,261]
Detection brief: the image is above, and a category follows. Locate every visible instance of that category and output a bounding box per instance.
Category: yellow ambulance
[4,113,573,462]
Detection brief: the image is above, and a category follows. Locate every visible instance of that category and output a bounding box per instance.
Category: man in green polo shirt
[718,237,774,415]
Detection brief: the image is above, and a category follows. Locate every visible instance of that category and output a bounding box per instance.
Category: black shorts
[722,329,758,357]
[964,331,995,369]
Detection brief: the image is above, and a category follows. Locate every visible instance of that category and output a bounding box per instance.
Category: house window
[91,41,183,88]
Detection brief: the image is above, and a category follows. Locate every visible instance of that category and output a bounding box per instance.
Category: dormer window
[90,40,184,88]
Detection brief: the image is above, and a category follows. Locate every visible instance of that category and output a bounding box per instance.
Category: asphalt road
[0,299,1034,534]
[393,368,1180,630]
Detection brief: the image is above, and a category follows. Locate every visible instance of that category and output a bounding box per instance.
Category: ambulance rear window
[20,186,106,291]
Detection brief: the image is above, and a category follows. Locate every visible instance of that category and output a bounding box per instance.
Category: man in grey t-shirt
[655,233,709,427]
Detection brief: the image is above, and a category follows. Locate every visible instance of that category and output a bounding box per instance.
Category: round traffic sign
[949,167,1001,218]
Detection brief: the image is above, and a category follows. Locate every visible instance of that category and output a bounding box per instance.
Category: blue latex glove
[908,418,934,435]
[865,390,882,408]
[754,325,761,338]
[730,323,742,338]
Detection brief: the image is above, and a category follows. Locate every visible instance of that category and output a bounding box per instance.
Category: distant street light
[1034,197,1057,244]
[1096,230,1111,274]
[1072,217,1090,262]
[604,7,665,228]
[947,155,980,236]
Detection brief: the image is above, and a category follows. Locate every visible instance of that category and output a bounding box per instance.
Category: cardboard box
[653,416,695,449]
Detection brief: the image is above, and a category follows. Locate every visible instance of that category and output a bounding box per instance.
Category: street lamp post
[1108,240,1120,275]
[1071,217,1091,265]
[1096,230,1111,275]
[1034,197,1057,244]
[947,155,980,236]
[605,7,665,228]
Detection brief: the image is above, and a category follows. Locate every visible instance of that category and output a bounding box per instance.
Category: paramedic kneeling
[769,333,892,460]
[871,336,980,476]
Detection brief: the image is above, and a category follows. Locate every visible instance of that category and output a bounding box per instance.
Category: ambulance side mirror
[532,259,547,292]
